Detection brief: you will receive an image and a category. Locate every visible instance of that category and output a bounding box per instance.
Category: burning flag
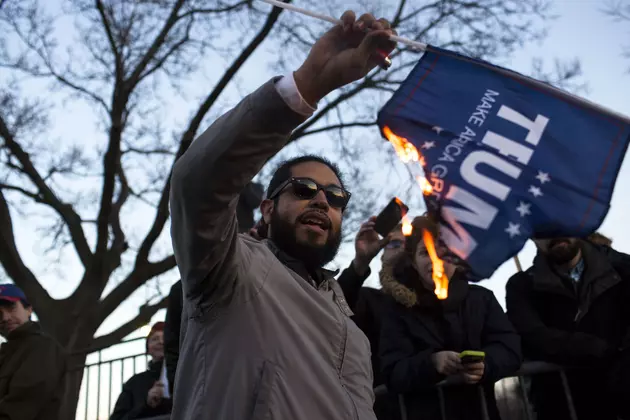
[378,46,630,279]
[386,132,450,299]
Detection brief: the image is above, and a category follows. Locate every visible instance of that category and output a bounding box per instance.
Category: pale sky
[5,0,630,336]
[3,1,630,417]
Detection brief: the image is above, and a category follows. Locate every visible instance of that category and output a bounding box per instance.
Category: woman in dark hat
[110,322,171,420]
[378,216,522,420]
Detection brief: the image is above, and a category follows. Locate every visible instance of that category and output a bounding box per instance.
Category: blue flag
[377,46,630,279]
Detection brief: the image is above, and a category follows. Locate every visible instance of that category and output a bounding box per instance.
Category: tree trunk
[51,314,99,420]
[61,353,88,420]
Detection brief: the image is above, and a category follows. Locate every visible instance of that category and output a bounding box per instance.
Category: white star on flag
[516,201,531,217]
[529,185,543,197]
[432,126,443,134]
[422,141,435,150]
[536,171,551,184]
[505,222,521,238]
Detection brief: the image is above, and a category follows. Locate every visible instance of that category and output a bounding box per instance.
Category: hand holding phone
[373,197,409,237]
[459,350,485,364]
[459,350,485,384]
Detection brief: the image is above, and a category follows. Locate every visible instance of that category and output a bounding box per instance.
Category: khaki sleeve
[169,78,307,310]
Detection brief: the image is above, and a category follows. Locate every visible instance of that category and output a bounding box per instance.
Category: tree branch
[87,295,169,353]
[0,183,40,201]
[95,0,123,81]
[0,189,51,310]
[0,115,93,266]
[177,1,250,19]
[134,1,287,268]
[96,254,176,327]
[290,79,373,142]
[299,121,377,138]
[125,0,187,90]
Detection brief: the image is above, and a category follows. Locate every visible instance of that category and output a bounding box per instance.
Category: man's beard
[547,238,581,265]
[269,210,342,269]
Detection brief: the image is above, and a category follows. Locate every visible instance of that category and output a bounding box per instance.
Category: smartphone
[459,350,486,364]
[374,197,409,237]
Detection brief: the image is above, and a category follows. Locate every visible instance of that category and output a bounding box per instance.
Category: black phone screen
[373,197,409,237]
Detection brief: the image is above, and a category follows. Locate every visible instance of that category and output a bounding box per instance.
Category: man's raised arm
[169,10,397,307]
[170,79,308,305]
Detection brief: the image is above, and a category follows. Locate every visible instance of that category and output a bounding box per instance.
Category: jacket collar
[531,241,620,302]
[380,259,469,311]
[264,239,339,288]
[148,359,163,373]
[6,320,41,341]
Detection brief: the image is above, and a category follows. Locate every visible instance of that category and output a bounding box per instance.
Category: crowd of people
[1,9,629,420]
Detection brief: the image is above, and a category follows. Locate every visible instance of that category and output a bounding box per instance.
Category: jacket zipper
[573,307,582,323]
[336,305,361,420]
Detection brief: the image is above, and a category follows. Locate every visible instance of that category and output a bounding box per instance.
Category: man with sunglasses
[169,10,396,420]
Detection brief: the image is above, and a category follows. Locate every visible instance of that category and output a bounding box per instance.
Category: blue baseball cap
[0,284,28,305]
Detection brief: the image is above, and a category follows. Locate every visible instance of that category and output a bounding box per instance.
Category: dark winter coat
[379,265,522,420]
[110,360,172,420]
[506,242,630,420]
[351,287,400,420]
[163,280,182,396]
[506,241,630,364]
[0,321,67,420]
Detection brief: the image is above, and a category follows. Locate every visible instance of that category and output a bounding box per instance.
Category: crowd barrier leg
[559,370,578,420]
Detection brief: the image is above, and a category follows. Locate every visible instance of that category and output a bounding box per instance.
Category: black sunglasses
[268,177,351,209]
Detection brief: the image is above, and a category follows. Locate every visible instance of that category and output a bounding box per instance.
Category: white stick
[259,0,427,51]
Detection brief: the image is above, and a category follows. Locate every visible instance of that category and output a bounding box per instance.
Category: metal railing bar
[478,386,490,420]
[560,370,578,420]
[517,376,534,420]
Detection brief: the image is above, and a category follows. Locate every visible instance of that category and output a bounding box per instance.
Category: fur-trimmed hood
[379,257,469,310]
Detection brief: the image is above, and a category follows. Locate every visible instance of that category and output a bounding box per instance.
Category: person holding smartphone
[378,216,522,420]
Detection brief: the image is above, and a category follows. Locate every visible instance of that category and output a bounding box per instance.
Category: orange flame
[401,215,413,236]
[383,126,449,299]
[382,126,420,163]
[416,176,433,195]
[422,229,449,300]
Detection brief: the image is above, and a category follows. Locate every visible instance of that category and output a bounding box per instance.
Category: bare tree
[603,0,630,71]
[0,0,564,415]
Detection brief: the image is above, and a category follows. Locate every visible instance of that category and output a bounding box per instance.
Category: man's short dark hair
[265,155,346,200]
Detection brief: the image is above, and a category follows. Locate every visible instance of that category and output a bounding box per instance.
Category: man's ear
[260,199,274,224]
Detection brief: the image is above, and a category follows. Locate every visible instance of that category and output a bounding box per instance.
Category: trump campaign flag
[378,46,630,279]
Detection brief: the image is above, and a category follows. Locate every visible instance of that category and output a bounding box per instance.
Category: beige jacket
[170,79,376,420]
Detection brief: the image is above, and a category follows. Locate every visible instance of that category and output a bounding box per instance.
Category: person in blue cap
[0,283,67,420]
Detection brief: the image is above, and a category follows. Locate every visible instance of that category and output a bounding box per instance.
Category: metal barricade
[74,349,580,420]
[390,361,579,420]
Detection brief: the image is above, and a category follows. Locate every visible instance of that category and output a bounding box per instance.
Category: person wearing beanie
[110,321,171,420]
[0,283,67,420]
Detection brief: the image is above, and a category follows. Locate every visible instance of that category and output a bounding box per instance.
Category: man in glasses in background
[169,10,396,420]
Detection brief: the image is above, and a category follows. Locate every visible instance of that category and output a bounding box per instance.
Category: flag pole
[258,0,427,51]
[513,255,523,272]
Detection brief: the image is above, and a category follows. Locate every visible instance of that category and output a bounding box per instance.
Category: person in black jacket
[163,281,181,396]
[379,216,522,420]
[351,224,406,420]
[0,284,67,420]
[506,237,630,420]
[110,322,171,420]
